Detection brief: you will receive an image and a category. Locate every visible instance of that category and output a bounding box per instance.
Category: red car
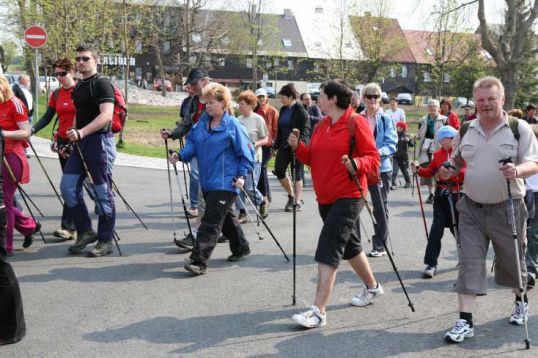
[154,79,173,92]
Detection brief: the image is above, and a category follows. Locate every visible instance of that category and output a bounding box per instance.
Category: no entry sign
[24,26,48,48]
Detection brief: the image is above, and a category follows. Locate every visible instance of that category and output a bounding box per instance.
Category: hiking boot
[426,194,434,204]
[53,228,77,240]
[423,265,437,278]
[390,185,397,190]
[509,301,529,325]
[527,272,536,290]
[351,283,384,307]
[184,262,206,275]
[445,319,474,343]
[259,201,269,219]
[296,202,303,211]
[217,234,229,243]
[368,250,387,258]
[87,241,114,257]
[23,221,41,249]
[291,305,326,328]
[228,249,251,262]
[186,208,198,218]
[175,233,195,249]
[68,230,98,254]
[237,211,248,224]
[404,182,411,188]
[285,195,294,212]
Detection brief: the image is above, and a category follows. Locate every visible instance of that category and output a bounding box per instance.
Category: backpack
[459,116,520,141]
[348,113,380,185]
[88,75,127,133]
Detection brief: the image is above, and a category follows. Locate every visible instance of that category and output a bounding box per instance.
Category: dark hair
[75,44,98,59]
[440,98,452,110]
[389,97,397,102]
[53,57,75,73]
[319,79,353,110]
[300,92,310,101]
[278,83,299,99]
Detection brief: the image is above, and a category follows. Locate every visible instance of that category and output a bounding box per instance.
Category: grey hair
[362,83,382,97]
[428,99,440,108]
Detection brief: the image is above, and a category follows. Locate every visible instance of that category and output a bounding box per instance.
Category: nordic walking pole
[168,150,194,241]
[2,157,46,243]
[411,137,417,197]
[500,157,530,349]
[111,180,148,230]
[236,194,263,240]
[179,138,189,200]
[71,137,122,256]
[413,164,429,239]
[291,129,300,306]
[28,141,63,206]
[164,137,179,244]
[3,157,44,217]
[251,169,260,226]
[344,155,415,312]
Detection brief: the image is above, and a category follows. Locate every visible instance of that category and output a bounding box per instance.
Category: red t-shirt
[296,107,380,205]
[0,96,30,183]
[447,111,461,130]
[192,102,205,123]
[418,147,465,186]
[49,85,76,139]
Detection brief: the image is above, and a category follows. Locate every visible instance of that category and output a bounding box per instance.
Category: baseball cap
[184,68,208,85]
[255,88,268,97]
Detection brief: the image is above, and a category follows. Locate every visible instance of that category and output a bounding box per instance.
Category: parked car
[39,76,60,92]
[397,93,413,105]
[4,73,19,86]
[453,97,475,108]
[154,78,173,92]
[381,92,389,104]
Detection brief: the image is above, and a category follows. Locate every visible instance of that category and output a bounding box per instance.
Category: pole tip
[525,339,530,349]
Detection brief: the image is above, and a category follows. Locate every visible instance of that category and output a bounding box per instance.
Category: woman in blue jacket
[170,82,255,275]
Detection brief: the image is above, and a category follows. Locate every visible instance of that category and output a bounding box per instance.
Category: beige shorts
[455,196,527,295]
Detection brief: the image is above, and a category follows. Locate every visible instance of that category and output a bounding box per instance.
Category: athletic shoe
[186,208,198,218]
[184,262,206,275]
[445,319,474,343]
[527,272,536,290]
[509,301,529,325]
[175,233,195,249]
[351,283,384,307]
[68,230,98,254]
[227,249,251,262]
[296,202,303,211]
[87,241,114,257]
[259,202,269,219]
[423,265,437,278]
[217,234,229,243]
[285,195,294,212]
[22,221,41,249]
[368,250,387,257]
[404,183,411,188]
[390,185,397,190]
[237,211,248,224]
[426,194,434,204]
[53,228,77,240]
[291,305,326,328]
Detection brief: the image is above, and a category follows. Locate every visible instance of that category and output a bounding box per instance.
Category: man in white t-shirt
[386,97,405,125]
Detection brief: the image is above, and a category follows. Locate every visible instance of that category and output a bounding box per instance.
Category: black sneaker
[184,262,206,275]
[285,195,294,212]
[237,211,248,224]
[68,230,98,254]
[228,249,251,262]
[23,221,41,249]
[217,234,229,243]
[175,233,195,249]
[87,241,114,257]
[425,194,434,204]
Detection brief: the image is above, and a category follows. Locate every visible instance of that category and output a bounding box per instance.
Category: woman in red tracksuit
[0,75,39,255]
[412,125,465,278]
[288,79,381,329]
[33,57,77,241]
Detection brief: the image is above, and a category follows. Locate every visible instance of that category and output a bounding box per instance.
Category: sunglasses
[365,94,380,100]
[54,71,68,77]
[75,56,91,62]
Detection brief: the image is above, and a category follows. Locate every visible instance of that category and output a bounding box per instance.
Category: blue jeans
[525,190,538,275]
[236,162,263,210]
[189,157,199,209]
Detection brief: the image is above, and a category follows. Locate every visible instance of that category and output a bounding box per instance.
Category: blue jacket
[372,112,397,173]
[179,112,255,193]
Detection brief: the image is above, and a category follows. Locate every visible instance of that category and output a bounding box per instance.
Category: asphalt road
[2,157,536,357]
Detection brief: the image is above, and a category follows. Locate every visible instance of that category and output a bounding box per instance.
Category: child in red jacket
[412,125,465,278]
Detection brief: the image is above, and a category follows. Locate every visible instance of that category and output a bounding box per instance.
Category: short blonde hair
[362,82,382,97]
[202,82,232,113]
[0,74,14,103]
[473,76,505,97]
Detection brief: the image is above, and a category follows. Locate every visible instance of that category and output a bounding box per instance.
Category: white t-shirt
[20,86,33,111]
[526,173,538,192]
[238,112,268,162]
[387,108,405,124]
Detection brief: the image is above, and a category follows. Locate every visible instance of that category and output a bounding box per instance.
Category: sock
[460,312,473,327]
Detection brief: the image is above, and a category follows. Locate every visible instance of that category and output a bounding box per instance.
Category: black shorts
[315,198,363,268]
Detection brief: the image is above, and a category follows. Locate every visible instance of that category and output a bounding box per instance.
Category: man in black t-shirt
[59,44,117,257]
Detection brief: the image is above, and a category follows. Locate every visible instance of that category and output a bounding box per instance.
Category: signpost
[24,26,48,120]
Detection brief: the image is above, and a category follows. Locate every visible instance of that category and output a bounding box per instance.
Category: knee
[60,174,80,207]
[93,183,113,216]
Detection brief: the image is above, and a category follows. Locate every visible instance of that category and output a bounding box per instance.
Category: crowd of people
[1,44,538,349]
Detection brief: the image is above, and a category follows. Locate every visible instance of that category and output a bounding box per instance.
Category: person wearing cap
[524,104,537,124]
[254,88,279,205]
[161,68,210,249]
[411,125,464,278]
[390,121,413,190]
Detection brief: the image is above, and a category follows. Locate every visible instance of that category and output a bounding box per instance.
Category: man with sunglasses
[59,44,117,257]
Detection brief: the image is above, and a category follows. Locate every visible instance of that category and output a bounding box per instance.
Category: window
[135,40,142,54]
[274,58,280,66]
[482,50,493,60]
[163,41,170,55]
[219,57,225,67]
[164,15,171,28]
[191,33,202,44]
[444,73,450,83]
[282,38,293,47]
[425,47,434,56]
[313,62,320,71]
[423,71,431,82]
[345,42,352,48]
[222,36,230,46]
[246,58,253,68]
[314,41,322,47]
[401,65,408,78]
[287,59,294,68]
[390,67,396,78]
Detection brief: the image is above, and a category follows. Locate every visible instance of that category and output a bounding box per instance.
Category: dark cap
[527,103,537,111]
[184,68,208,85]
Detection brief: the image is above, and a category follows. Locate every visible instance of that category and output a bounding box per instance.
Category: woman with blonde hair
[0,75,39,255]
[169,82,255,275]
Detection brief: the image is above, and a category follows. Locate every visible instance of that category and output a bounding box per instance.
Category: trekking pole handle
[499,157,512,165]
[344,155,358,173]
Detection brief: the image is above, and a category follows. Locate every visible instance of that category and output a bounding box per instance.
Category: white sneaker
[509,301,529,325]
[423,265,437,278]
[368,250,387,258]
[351,283,384,307]
[445,319,474,343]
[291,305,326,328]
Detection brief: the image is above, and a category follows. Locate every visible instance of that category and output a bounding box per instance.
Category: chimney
[283,8,293,19]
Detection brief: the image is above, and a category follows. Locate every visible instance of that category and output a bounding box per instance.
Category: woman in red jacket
[288,79,382,329]
[440,99,461,130]
[0,75,39,255]
[33,57,77,241]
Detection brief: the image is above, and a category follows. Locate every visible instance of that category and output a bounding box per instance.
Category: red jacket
[446,111,461,130]
[296,107,380,205]
[417,147,464,188]
[255,102,279,146]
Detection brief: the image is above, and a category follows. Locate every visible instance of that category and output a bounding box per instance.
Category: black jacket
[394,132,413,160]
[12,83,33,117]
[171,95,203,140]
[274,102,310,149]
